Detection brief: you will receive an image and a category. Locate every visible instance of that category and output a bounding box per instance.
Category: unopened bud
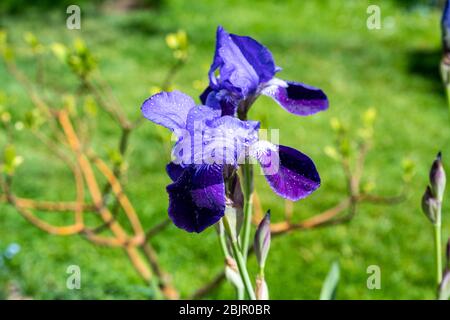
[438,270,450,300]
[421,186,440,225]
[430,152,446,203]
[254,211,271,269]
[255,275,269,300]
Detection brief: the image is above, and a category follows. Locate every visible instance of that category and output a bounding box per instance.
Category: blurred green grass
[1,0,450,299]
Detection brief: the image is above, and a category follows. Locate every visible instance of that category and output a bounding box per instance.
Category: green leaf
[319,261,340,300]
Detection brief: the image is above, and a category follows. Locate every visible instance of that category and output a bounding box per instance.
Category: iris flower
[141,27,328,233]
[200,26,328,118]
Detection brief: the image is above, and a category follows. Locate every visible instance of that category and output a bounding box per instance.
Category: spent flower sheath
[141,26,328,233]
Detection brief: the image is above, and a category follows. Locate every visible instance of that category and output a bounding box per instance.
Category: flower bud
[255,275,269,300]
[438,269,450,300]
[421,186,440,225]
[254,211,271,269]
[430,152,446,203]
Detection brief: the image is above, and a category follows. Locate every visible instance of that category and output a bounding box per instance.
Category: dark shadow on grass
[390,0,442,10]
[407,47,444,95]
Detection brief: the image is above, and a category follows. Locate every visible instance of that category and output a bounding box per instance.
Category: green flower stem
[258,266,265,278]
[434,223,443,286]
[217,221,230,258]
[241,162,254,261]
[216,222,244,300]
[223,215,256,300]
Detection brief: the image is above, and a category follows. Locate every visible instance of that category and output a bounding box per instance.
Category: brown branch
[2,52,181,299]
[0,195,96,212]
[2,179,83,236]
[91,155,144,238]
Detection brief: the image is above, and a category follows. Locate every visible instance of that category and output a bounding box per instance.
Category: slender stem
[216,221,244,300]
[241,163,254,261]
[434,223,443,286]
[223,216,256,300]
[217,223,230,258]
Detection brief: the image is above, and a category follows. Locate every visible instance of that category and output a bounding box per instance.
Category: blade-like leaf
[319,261,340,300]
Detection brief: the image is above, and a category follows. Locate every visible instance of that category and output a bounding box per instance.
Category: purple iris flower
[141,27,327,233]
[200,26,329,118]
[442,0,450,54]
[142,91,321,233]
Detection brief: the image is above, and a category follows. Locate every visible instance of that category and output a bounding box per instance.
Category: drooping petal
[209,26,260,98]
[166,162,185,181]
[166,164,225,233]
[141,90,195,132]
[252,142,320,201]
[261,79,328,116]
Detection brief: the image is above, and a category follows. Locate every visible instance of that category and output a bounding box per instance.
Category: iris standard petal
[209,26,260,98]
[252,142,320,201]
[166,164,226,233]
[229,33,279,83]
[261,79,328,116]
[141,90,195,132]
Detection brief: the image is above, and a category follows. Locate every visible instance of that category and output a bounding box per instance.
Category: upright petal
[166,164,225,233]
[229,33,279,83]
[252,142,320,201]
[209,26,260,98]
[261,79,328,116]
[141,90,195,132]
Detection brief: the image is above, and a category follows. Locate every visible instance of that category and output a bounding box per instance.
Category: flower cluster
[141,26,328,233]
